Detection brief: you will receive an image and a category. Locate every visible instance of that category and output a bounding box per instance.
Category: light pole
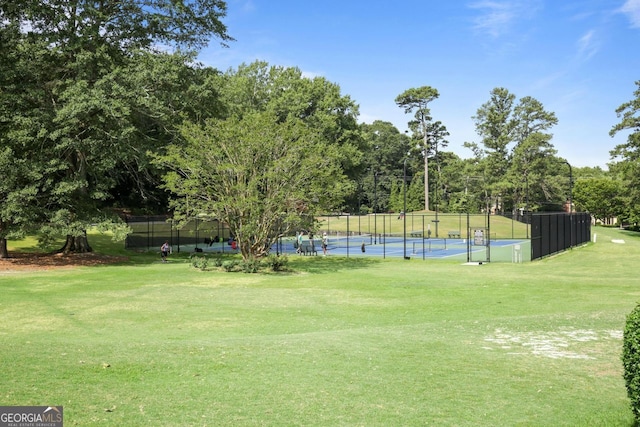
[525,171,529,239]
[563,160,573,248]
[403,157,409,260]
[374,172,378,244]
[422,121,429,212]
[433,138,439,238]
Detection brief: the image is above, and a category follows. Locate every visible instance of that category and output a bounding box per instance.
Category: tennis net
[376,234,456,252]
[325,234,373,249]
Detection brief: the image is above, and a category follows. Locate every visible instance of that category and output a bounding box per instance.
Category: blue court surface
[316,237,529,261]
[182,235,530,262]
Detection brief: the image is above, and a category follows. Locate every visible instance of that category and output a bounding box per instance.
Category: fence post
[346,216,350,258]
[383,214,386,259]
[422,215,425,260]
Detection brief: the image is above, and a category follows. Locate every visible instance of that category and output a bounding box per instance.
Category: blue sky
[198,0,640,169]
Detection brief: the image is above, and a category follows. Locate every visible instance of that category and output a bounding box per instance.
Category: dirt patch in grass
[483,328,622,360]
[0,252,129,272]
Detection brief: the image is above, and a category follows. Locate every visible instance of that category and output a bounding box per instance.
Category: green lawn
[1,226,637,426]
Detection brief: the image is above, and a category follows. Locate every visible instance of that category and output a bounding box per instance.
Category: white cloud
[468,0,542,38]
[228,0,256,14]
[469,1,516,37]
[577,29,600,61]
[240,0,256,14]
[620,0,640,28]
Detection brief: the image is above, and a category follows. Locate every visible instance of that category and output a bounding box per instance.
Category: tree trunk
[59,231,93,254]
[0,237,8,259]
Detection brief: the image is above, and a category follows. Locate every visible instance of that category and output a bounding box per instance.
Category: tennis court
[185,232,530,262]
[267,233,531,262]
[316,234,530,262]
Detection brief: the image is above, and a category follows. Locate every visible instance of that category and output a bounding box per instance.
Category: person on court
[161,241,170,263]
[321,232,328,256]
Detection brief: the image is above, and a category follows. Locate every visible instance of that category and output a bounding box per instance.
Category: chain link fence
[124,215,234,253]
[123,212,587,262]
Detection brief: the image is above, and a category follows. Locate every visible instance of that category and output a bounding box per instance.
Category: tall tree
[107,52,226,213]
[470,88,559,213]
[423,120,450,212]
[512,96,558,141]
[432,151,464,213]
[610,81,640,225]
[472,87,516,209]
[359,121,411,213]
[508,132,557,213]
[3,0,233,52]
[396,86,440,211]
[157,61,362,258]
[610,81,640,151]
[508,96,559,213]
[0,22,59,257]
[0,0,232,254]
[573,178,624,224]
[220,62,363,172]
[157,111,347,260]
[216,61,363,210]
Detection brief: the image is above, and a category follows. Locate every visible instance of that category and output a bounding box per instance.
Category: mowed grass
[1,226,638,426]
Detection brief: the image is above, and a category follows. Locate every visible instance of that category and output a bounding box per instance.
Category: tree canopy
[396,86,443,211]
[358,121,412,213]
[159,111,346,260]
[573,178,624,224]
[4,1,640,256]
[609,81,640,225]
[0,0,232,256]
[466,87,559,214]
[156,62,361,260]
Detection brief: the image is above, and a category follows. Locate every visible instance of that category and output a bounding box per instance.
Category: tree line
[1,1,639,259]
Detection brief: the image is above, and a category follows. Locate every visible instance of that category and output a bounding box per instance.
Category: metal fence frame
[124,212,589,262]
[124,215,233,253]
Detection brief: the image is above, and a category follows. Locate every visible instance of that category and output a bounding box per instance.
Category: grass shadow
[8,232,383,273]
[288,255,382,274]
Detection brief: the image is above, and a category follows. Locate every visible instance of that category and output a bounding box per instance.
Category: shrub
[241,259,261,273]
[212,256,223,267]
[264,254,289,272]
[222,260,239,272]
[622,303,640,421]
[190,255,209,271]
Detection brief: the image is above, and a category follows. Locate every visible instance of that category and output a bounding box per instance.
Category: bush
[196,255,289,274]
[241,259,261,273]
[622,303,640,421]
[190,255,209,271]
[222,260,239,272]
[264,254,289,272]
